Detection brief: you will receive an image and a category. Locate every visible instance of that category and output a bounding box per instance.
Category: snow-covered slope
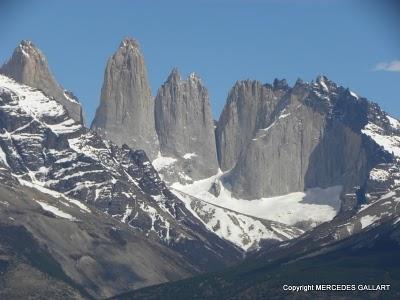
[0,74,242,270]
[173,189,303,251]
[0,169,198,299]
[362,120,400,157]
[172,172,342,228]
[170,171,339,249]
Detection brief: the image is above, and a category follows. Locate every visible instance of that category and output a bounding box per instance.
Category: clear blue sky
[0,0,399,122]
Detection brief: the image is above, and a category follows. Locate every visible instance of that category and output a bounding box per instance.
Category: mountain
[113,215,400,300]
[0,74,245,298]
[217,76,392,200]
[88,39,302,251]
[91,38,159,159]
[166,74,400,249]
[0,40,85,124]
[154,68,219,184]
[88,37,399,251]
[0,168,194,299]
[115,74,400,299]
[110,172,400,299]
[2,36,400,299]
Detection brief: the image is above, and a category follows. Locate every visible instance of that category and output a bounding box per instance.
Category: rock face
[0,40,85,124]
[218,76,393,200]
[91,38,159,159]
[154,69,218,183]
[216,79,288,171]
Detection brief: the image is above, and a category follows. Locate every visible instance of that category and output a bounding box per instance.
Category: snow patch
[359,215,379,229]
[0,200,9,206]
[138,202,171,242]
[19,178,91,213]
[0,75,65,119]
[172,172,342,227]
[387,115,400,130]
[253,110,291,141]
[0,75,81,136]
[36,200,76,220]
[183,152,197,159]
[63,90,79,103]
[47,118,81,135]
[318,77,329,92]
[152,152,177,171]
[122,205,133,223]
[279,112,291,120]
[349,91,359,99]
[174,190,294,250]
[0,147,9,167]
[362,122,400,157]
[369,168,390,182]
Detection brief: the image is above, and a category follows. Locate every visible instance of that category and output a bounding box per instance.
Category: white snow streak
[36,200,76,220]
[359,215,379,229]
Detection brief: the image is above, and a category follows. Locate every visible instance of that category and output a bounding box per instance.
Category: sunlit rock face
[91,38,159,159]
[217,76,392,201]
[154,68,218,183]
[0,40,85,124]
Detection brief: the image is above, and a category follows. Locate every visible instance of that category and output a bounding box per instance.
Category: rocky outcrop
[0,40,85,124]
[220,76,392,200]
[91,38,159,159]
[215,79,288,171]
[154,69,218,183]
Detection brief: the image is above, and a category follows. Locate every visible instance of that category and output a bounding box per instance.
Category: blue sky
[0,0,399,122]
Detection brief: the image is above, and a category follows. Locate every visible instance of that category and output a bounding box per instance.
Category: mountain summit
[91,37,159,159]
[0,40,85,124]
[154,68,219,183]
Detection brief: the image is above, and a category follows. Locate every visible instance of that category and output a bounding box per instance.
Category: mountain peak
[91,37,159,159]
[119,37,140,50]
[316,74,328,83]
[272,78,289,90]
[155,67,218,183]
[15,40,44,60]
[167,67,181,82]
[188,72,201,83]
[19,39,35,49]
[0,41,85,124]
[165,69,202,85]
[314,74,337,92]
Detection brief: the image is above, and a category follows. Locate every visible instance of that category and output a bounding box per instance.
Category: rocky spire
[0,40,85,124]
[91,37,159,159]
[154,69,218,182]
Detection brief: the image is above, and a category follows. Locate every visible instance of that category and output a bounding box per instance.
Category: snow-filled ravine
[172,171,342,228]
[173,189,304,251]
